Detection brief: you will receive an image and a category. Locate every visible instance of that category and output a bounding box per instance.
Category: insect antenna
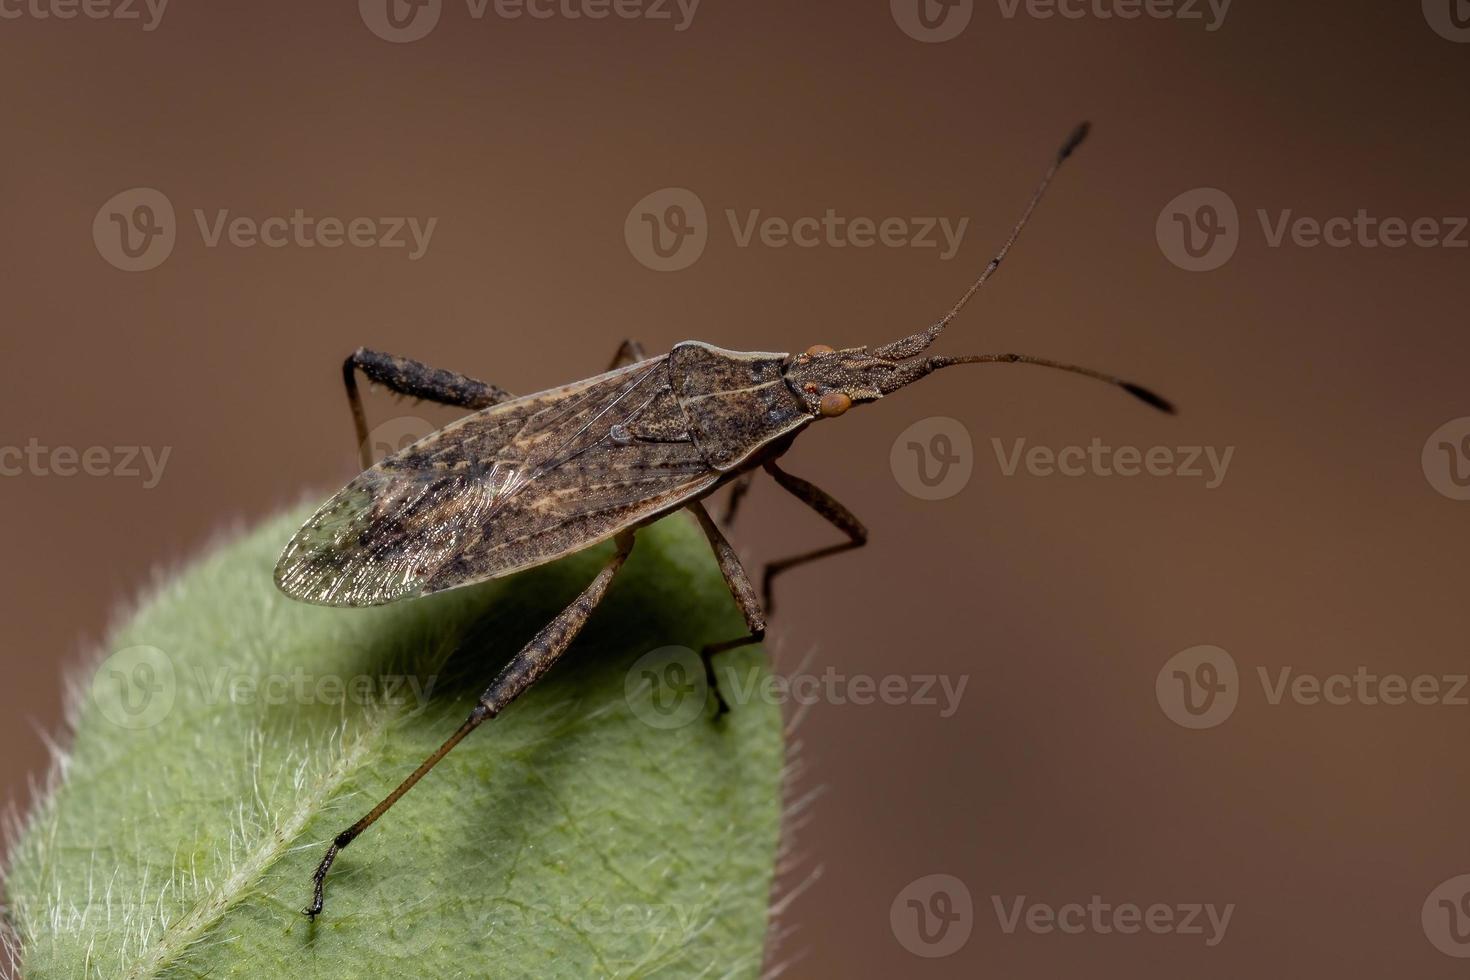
[865,122,1174,414]
[872,121,1091,361]
[924,352,1175,414]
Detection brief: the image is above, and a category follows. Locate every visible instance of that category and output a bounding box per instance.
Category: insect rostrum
[276,121,1174,919]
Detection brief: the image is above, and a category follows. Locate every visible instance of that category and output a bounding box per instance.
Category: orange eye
[818,392,853,417]
[805,344,836,356]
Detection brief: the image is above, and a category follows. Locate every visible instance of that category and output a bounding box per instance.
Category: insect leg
[607,339,648,370]
[688,501,766,717]
[720,473,755,528]
[759,461,869,616]
[343,347,515,469]
[304,530,636,920]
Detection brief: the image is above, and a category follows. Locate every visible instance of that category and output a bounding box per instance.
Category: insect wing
[275,357,717,606]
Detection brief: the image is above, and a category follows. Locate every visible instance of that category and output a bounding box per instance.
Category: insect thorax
[668,341,814,471]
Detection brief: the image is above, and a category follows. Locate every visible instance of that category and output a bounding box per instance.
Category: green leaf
[4,507,783,979]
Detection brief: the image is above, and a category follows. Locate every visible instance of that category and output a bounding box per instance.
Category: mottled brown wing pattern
[275,357,720,607]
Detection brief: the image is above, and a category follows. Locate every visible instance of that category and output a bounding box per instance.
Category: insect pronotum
[277,122,1175,918]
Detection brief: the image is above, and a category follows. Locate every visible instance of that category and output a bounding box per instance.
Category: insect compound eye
[818,392,853,418]
[805,344,836,356]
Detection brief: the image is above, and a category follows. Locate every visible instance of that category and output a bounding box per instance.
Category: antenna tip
[1059,121,1091,161]
[1121,382,1176,415]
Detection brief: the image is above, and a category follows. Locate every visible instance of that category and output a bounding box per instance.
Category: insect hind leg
[304,531,636,920]
[343,347,514,469]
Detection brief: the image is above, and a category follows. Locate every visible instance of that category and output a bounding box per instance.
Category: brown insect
[277,122,1174,918]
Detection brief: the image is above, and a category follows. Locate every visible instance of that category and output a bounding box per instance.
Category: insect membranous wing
[275,357,721,607]
[668,342,815,471]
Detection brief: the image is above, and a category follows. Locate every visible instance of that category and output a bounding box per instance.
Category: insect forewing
[275,357,721,607]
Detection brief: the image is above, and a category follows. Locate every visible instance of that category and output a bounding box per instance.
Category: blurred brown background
[3,0,1469,976]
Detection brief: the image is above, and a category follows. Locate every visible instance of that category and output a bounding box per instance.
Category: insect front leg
[688,501,766,718]
[343,347,515,469]
[304,530,636,920]
[607,338,648,370]
[759,461,869,616]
